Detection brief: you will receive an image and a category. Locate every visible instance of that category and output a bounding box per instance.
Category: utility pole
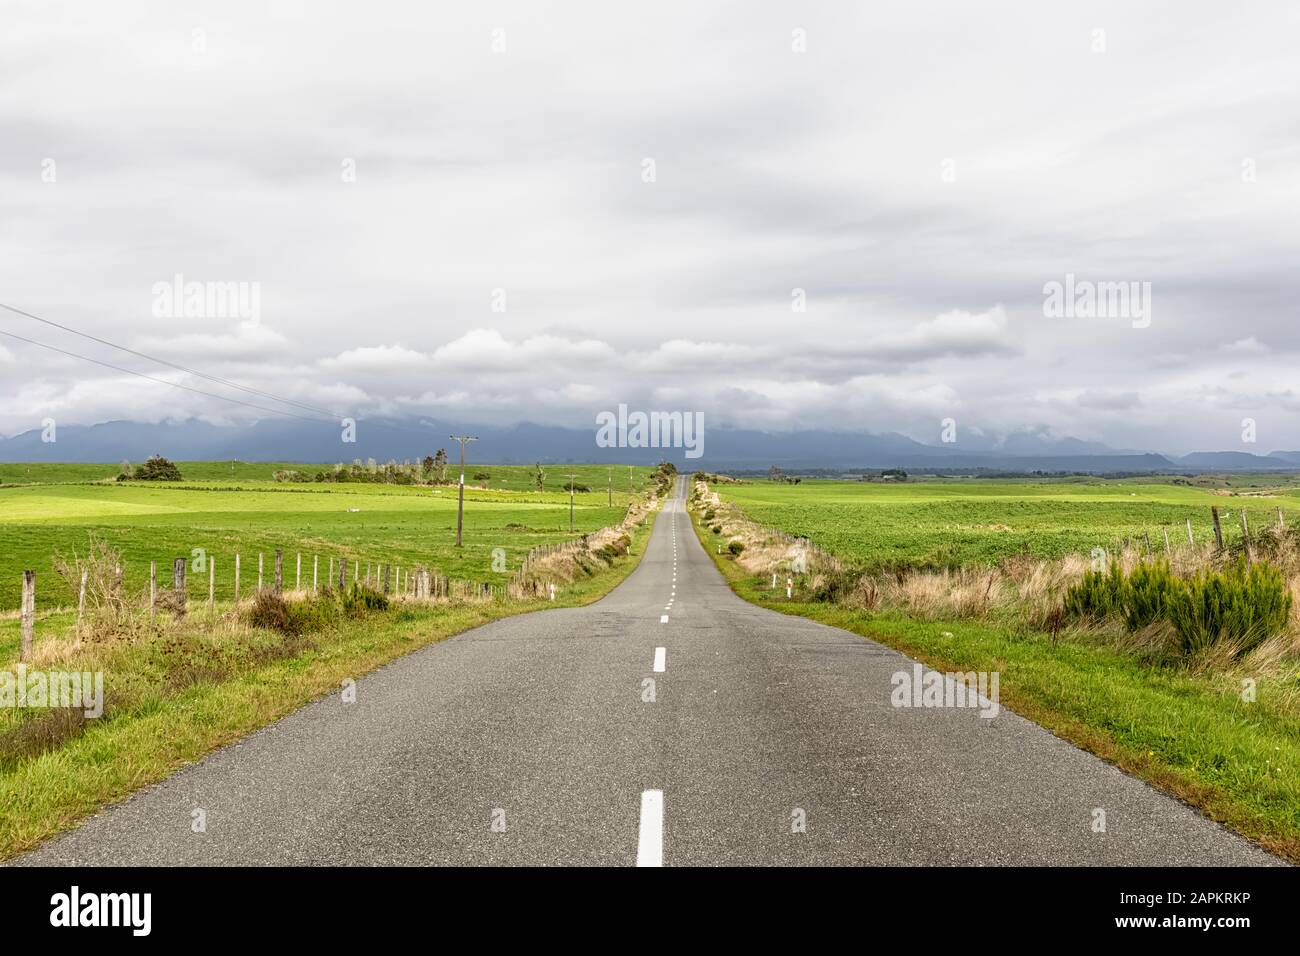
[450,434,479,547]
[565,473,579,532]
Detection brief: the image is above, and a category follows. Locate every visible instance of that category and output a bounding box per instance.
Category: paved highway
[17,476,1280,866]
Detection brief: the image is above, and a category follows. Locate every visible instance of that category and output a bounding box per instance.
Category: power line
[0,301,342,420]
[0,302,468,448]
[0,327,337,424]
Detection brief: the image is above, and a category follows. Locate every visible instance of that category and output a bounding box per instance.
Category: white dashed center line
[653,646,666,672]
[636,790,664,867]
[660,614,668,623]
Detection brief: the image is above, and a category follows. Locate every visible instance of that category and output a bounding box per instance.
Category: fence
[503,488,659,599]
[10,488,662,659]
[696,473,1291,581]
[10,547,510,661]
[1104,504,1287,562]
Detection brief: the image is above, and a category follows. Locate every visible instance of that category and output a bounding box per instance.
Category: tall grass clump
[1064,556,1292,660]
[1166,558,1292,658]
[1121,559,1178,631]
[1062,562,1125,620]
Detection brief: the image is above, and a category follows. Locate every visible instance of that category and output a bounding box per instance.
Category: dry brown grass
[694,479,1300,678]
[879,567,1011,620]
[508,493,657,598]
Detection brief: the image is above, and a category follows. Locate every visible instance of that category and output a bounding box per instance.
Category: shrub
[342,583,389,616]
[711,524,722,534]
[119,454,183,481]
[727,540,745,556]
[1065,556,1293,660]
[1166,558,1292,658]
[596,535,631,561]
[53,535,128,620]
[247,591,300,635]
[1063,562,1125,620]
[811,569,860,603]
[247,590,337,635]
[1122,559,1178,631]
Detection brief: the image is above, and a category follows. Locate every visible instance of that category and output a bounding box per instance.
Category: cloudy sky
[2,0,1299,455]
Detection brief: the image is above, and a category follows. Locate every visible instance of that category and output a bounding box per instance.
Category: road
[17,476,1281,866]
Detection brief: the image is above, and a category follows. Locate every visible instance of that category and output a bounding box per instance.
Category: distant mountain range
[2,417,1299,474]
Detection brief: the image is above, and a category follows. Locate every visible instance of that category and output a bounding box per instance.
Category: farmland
[0,458,663,856]
[697,474,1300,860]
[715,477,1300,569]
[0,462,656,613]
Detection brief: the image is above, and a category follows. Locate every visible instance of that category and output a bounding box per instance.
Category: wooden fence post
[339,558,347,589]
[235,553,241,602]
[1186,518,1194,546]
[20,570,35,662]
[150,560,158,619]
[274,550,283,593]
[78,568,87,625]
[209,557,215,607]
[173,557,187,613]
[296,553,301,591]
[1162,528,1170,552]
[1278,507,1286,530]
[1241,511,1252,561]
[313,555,319,593]
[258,553,264,592]
[329,556,334,586]
[384,563,391,595]
[1211,507,1224,550]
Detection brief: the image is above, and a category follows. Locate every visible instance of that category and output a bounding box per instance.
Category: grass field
[0,462,656,612]
[0,513,655,860]
[699,475,1300,860]
[717,477,1300,569]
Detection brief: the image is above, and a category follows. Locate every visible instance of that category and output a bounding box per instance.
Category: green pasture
[716,477,1300,568]
[0,463,656,611]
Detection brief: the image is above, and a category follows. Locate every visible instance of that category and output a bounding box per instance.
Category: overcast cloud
[2,0,1299,455]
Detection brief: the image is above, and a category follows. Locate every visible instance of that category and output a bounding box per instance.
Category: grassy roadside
[691,508,1300,864]
[0,515,654,860]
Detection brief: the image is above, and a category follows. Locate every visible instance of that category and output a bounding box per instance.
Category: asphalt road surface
[17,476,1281,866]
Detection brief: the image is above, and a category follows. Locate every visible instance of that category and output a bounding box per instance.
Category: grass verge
[691,507,1300,864]
[0,516,653,860]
